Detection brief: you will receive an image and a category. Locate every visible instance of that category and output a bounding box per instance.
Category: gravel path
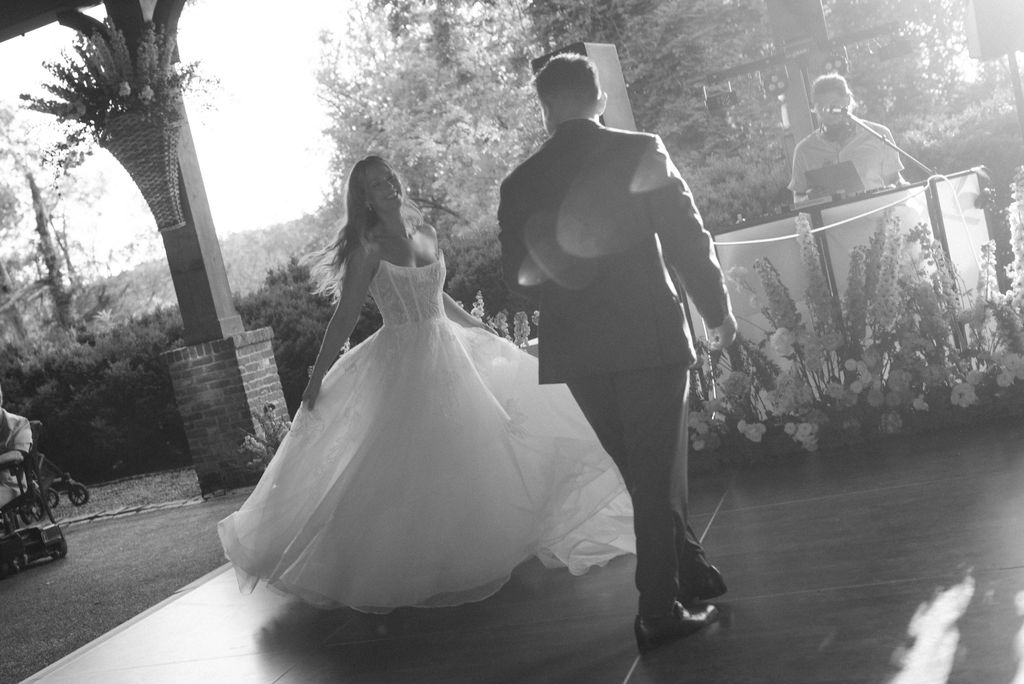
[48,468,204,523]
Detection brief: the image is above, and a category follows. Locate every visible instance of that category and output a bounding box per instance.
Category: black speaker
[966,0,1024,61]
[765,0,828,49]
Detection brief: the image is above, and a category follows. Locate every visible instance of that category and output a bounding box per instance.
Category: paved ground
[16,422,1024,683]
[0,492,248,684]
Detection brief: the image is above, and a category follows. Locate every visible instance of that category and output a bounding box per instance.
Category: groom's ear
[594,91,608,118]
[539,99,555,134]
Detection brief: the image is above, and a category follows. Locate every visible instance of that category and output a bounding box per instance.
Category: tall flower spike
[795,213,843,346]
[513,311,531,348]
[1007,167,1024,315]
[868,217,902,333]
[843,247,868,355]
[977,240,1000,304]
[753,257,801,331]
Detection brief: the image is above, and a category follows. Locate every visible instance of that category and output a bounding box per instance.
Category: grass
[49,467,204,522]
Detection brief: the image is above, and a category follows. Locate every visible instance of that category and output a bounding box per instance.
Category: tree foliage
[317,1,541,237]
[0,307,189,483]
[310,0,1023,312]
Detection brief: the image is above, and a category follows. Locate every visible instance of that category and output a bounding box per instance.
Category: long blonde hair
[311,155,419,301]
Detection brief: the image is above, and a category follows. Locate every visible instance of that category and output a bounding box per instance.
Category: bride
[217,155,635,613]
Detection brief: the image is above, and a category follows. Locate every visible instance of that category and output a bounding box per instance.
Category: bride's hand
[302,376,323,411]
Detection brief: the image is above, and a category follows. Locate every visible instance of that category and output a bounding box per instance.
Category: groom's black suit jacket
[498,119,731,384]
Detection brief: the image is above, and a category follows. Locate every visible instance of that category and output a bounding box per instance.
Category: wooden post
[766,0,829,145]
[163,110,245,344]
[1009,51,1024,146]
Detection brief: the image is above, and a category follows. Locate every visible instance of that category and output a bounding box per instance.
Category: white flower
[850,380,865,394]
[706,398,726,413]
[737,419,767,443]
[844,358,858,372]
[784,422,797,435]
[1004,352,1024,378]
[997,371,1015,388]
[118,81,131,97]
[912,395,929,411]
[139,85,155,102]
[950,382,978,408]
[795,422,815,440]
[770,327,796,356]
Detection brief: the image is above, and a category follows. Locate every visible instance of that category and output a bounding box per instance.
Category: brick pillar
[162,326,288,494]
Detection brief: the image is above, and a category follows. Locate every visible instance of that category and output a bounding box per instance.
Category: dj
[788,73,905,202]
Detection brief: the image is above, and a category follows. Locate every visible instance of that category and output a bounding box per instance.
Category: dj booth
[686,168,997,345]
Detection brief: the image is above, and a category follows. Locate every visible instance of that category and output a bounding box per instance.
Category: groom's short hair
[534,54,600,106]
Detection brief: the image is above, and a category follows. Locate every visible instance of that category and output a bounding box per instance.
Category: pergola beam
[55,10,107,39]
[0,0,102,43]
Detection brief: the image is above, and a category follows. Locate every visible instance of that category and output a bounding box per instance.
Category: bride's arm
[302,246,378,410]
[442,292,494,332]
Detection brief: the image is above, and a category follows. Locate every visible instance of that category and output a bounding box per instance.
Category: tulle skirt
[218,319,634,613]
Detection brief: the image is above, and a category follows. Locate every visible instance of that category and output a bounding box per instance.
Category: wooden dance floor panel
[25,424,1024,683]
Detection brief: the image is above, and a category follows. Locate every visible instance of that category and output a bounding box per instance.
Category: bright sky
[0,0,347,274]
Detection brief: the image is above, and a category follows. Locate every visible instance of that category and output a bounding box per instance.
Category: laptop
[804,160,865,199]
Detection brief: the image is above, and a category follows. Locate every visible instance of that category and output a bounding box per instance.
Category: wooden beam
[154,0,188,35]
[0,0,101,44]
[55,10,107,39]
[103,0,144,53]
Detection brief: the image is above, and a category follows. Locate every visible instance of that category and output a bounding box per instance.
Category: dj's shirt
[788,120,904,198]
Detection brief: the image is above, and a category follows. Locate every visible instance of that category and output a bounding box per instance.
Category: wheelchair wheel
[46,488,60,509]
[49,538,68,560]
[68,484,89,506]
[16,496,45,526]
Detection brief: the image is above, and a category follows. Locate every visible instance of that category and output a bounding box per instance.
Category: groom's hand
[302,376,323,411]
[707,313,737,351]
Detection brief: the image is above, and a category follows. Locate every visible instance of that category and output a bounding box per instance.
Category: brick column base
[162,327,288,495]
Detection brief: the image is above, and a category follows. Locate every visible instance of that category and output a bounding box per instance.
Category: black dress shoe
[679,564,727,603]
[634,601,719,653]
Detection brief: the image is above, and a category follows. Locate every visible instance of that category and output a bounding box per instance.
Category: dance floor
[24,422,1024,683]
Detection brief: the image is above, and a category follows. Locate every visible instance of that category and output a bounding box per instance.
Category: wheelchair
[0,420,68,579]
[37,448,90,509]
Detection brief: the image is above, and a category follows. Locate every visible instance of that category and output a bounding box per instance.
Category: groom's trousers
[567,361,706,617]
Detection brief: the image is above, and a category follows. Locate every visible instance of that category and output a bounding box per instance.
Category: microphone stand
[842,111,936,178]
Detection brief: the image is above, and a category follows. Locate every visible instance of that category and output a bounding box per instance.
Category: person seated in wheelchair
[0,381,31,510]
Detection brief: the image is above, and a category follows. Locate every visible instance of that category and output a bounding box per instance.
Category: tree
[317,1,541,238]
[312,0,1021,301]
[0,106,75,335]
[0,104,162,337]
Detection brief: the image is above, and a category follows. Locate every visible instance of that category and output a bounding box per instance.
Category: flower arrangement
[21,19,198,152]
[20,19,200,230]
[469,290,538,348]
[238,403,292,473]
[690,171,1024,468]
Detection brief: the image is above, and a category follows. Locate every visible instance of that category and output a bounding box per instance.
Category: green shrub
[442,231,512,315]
[0,307,188,483]
[234,259,380,415]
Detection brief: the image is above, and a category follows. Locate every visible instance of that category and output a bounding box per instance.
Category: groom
[498,53,737,653]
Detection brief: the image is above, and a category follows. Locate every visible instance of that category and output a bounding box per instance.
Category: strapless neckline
[379,251,444,271]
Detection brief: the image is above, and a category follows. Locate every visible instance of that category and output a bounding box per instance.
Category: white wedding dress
[218,252,635,613]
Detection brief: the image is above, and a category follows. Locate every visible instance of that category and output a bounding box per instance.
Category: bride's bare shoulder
[347,239,384,274]
[412,223,437,241]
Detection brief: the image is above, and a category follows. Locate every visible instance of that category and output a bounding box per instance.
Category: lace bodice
[368,253,446,326]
